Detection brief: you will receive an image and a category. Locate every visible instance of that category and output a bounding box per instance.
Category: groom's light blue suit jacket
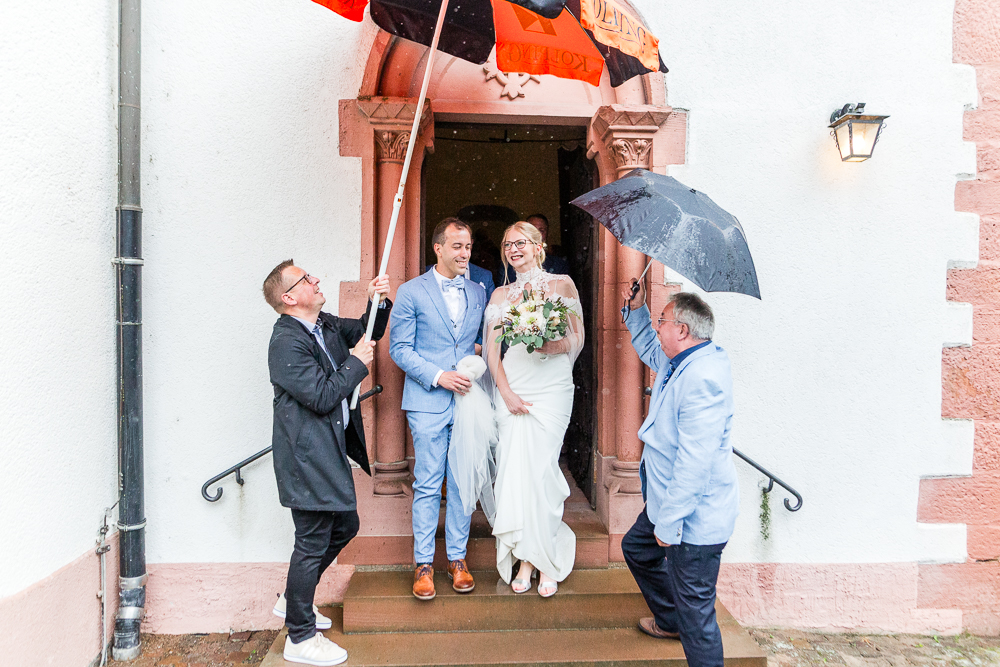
[626,304,740,546]
[389,269,487,414]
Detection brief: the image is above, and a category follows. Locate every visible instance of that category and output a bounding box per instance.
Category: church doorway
[421,122,600,504]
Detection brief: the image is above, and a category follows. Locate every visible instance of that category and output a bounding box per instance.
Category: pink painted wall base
[0,536,118,667]
[133,560,966,636]
[718,563,962,635]
[143,562,354,634]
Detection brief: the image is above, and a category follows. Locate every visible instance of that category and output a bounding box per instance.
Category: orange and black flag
[310,0,368,21]
[308,0,667,87]
[491,0,606,87]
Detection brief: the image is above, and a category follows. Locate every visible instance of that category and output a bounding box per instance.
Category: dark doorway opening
[422,123,598,505]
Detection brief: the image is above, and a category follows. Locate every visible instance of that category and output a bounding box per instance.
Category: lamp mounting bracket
[830,102,867,124]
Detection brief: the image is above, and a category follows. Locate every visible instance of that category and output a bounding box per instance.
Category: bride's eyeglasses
[503,239,533,251]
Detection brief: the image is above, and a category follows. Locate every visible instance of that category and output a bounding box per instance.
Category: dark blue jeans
[622,507,726,667]
[285,509,360,643]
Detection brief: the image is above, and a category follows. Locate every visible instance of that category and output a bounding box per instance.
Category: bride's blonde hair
[501,221,546,282]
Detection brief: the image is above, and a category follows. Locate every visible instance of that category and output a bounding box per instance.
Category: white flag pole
[350,0,451,409]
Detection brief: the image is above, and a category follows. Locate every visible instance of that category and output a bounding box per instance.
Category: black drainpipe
[113,0,146,660]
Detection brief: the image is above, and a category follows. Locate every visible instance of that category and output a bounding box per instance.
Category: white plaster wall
[636,0,979,563]
[9,0,975,575]
[140,0,367,563]
[0,3,119,595]
[146,0,981,567]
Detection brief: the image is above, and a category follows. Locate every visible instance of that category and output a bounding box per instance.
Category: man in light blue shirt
[620,282,739,667]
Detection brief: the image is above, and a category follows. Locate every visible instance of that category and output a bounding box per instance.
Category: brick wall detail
[919,0,1000,635]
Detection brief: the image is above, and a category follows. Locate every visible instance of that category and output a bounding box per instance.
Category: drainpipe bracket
[119,574,148,590]
[111,257,144,265]
[116,519,146,532]
[116,606,146,620]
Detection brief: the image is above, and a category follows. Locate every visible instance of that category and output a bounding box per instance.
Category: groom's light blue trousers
[407,408,471,563]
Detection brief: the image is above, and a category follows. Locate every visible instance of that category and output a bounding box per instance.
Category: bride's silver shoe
[537,578,558,598]
[511,564,536,594]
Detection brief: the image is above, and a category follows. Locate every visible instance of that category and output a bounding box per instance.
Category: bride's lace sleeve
[550,276,585,364]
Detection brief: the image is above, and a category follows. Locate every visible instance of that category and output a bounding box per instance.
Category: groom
[389,217,487,600]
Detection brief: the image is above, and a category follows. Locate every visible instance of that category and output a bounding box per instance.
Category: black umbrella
[571,169,761,309]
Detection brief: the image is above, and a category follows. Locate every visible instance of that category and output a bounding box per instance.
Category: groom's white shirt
[430,267,467,387]
[433,266,467,325]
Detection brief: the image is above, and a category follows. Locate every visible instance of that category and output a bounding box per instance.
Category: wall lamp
[829,103,888,162]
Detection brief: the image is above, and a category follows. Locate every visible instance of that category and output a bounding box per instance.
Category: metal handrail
[732,447,802,511]
[201,385,383,502]
[643,386,802,511]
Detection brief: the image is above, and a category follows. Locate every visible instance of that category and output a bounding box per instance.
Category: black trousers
[285,508,360,643]
[622,507,726,667]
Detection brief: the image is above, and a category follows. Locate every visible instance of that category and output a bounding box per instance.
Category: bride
[484,221,585,597]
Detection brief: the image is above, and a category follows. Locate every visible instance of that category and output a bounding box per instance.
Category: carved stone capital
[609,138,653,172]
[357,97,433,163]
[373,460,413,497]
[373,129,411,164]
[588,104,673,175]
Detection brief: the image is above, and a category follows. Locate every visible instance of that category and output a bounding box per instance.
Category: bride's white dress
[484,267,585,583]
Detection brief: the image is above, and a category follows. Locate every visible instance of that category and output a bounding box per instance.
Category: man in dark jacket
[263,259,391,666]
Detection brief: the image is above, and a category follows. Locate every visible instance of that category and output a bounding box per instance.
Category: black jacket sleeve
[337,298,392,348]
[268,328,369,416]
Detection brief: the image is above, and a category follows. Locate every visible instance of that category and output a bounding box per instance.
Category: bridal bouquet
[494,288,571,353]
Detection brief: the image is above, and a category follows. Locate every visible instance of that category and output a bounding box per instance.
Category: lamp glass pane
[850,119,882,158]
[834,123,852,160]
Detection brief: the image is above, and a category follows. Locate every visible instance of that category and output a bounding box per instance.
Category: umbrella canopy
[311,0,668,87]
[571,169,762,299]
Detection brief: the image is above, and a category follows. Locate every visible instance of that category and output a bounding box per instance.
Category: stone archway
[338,29,687,562]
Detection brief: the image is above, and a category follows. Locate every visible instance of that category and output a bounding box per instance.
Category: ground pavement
[106,625,1000,666]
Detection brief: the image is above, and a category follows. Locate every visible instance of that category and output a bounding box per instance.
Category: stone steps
[431,502,609,570]
[261,471,766,666]
[343,569,648,633]
[261,603,767,667]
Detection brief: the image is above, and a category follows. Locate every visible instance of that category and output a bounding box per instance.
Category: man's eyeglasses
[657,318,685,329]
[284,273,314,294]
[503,239,533,251]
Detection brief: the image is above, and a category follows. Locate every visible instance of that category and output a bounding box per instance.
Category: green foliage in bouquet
[494,288,571,353]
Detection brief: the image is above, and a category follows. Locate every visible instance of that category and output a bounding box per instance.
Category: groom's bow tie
[442,277,465,291]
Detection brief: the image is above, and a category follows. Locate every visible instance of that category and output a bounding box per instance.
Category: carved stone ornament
[357,98,433,163]
[610,138,652,171]
[588,104,673,175]
[374,129,411,163]
[484,59,541,100]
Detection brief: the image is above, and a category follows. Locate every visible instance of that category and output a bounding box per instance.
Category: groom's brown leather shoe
[413,564,435,600]
[638,617,680,639]
[447,559,475,593]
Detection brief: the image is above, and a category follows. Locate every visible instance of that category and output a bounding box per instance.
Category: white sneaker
[283,633,348,666]
[272,593,333,630]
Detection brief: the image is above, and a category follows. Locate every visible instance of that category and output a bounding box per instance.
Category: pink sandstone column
[370,126,411,496]
[589,106,672,496]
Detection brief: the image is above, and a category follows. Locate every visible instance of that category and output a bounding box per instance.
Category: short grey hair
[670,292,714,340]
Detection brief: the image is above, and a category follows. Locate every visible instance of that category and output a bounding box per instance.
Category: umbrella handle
[621,259,653,323]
